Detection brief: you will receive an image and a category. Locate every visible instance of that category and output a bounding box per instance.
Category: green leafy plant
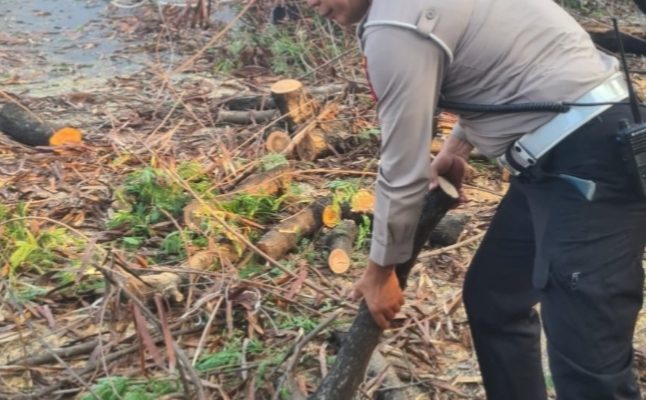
[220,193,285,224]
[108,166,192,242]
[278,314,318,333]
[355,215,372,249]
[81,376,179,400]
[0,204,85,280]
[196,339,243,372]
[260,153,289,172]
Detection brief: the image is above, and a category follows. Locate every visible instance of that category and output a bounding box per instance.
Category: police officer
[307,0,646,398]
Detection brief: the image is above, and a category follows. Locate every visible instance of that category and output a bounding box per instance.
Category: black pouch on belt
[617,119,646,198]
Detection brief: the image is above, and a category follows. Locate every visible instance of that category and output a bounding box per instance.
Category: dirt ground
[0,1,645,399]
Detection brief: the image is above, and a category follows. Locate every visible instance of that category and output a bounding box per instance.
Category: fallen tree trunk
[309,177,459,400]
[0,103,82,146]
[257,198,331,260]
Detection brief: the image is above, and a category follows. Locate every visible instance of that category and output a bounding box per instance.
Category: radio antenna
[612,17,642,124]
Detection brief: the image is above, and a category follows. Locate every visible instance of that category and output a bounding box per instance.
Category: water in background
[0,0,233,97]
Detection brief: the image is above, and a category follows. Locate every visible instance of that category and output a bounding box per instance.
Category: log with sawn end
[322,189,375,228]
[257,197,331,261]
[325,219,357,274]
[265,130,291,153]
[270,79,318,132]
[224,83,350,111]
[296,126,345,162]
[0,103,82,146]
[217,109,278,125]
[309,177,459,400]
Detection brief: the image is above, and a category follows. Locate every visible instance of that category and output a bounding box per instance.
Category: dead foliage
[0,1,645,400]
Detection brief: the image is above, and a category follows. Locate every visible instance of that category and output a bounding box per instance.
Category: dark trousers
[464,104,646,399]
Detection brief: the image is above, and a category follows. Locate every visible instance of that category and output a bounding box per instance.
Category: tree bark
[428,212,470,247]
[325,219,358,274]
[0,103,82,146]
[224,84,348,111]
[217,109,278,125]
[309,177,459,400]
[270,79,318,132]
[296,126,345,162]
[257,198,330,260]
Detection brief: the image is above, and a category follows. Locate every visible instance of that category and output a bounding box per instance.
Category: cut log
[270,79,318,131]
[217,109,278,125]
[309,177,459,400]
[323,189,375,228]
[350,189,375,214]
[225,165,292,198]
[257,198,330,260]
[125,272,184,303]
[325,219,357,274]
[296,127,344,162]
[428,212,470,247]
[266,130,291,153]
[224,83,348,111]
[0,103,82,146]
[322,203,342,228]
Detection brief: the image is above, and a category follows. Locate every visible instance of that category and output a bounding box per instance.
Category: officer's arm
[363,26,447,267]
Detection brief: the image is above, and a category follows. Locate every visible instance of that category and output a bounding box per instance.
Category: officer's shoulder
[364,0,473,56]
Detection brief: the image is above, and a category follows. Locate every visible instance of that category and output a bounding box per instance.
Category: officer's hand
[429,153,467,204]
[351,260,405,330]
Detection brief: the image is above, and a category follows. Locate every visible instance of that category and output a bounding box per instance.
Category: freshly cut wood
[125,272,184,303]
[224,83,348,111]
[233,165,292,197]
[325,219,357,274]
[217,109,277,125]
[309,177,459,400]
[322,203,342,228]
[257,198,330,260]
[350,190,375,214]
[266,130,291,153]
[0,103,82,146]
[323,190,374,228]
[270,79,317,131]
[296,127,343,161]
[428,212,470,246]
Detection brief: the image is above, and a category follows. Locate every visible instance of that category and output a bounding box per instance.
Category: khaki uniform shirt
[361,0,618,266]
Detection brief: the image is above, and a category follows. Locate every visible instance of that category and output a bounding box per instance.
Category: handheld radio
[614,18,646,197]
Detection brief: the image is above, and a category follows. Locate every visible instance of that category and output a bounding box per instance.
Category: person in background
[306,0,646,398]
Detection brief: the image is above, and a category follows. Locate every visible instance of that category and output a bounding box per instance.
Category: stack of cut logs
[124,80,471,302]
[265,79,349,162]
